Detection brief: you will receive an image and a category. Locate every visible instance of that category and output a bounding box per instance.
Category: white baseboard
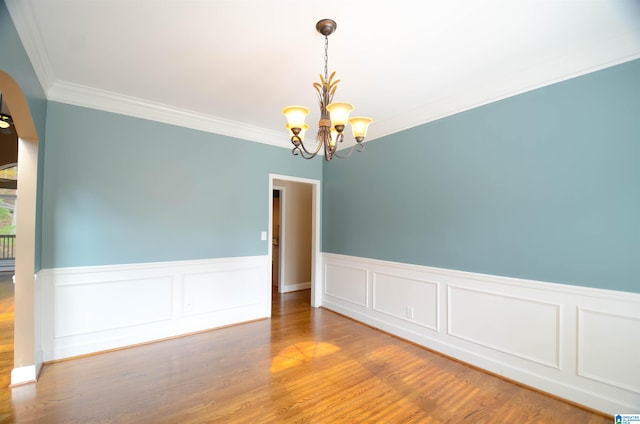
[14,350,45,386]
[281,281,311,293]
[321,253,640,415]
[38,256,271,362]
[11,363,38,385]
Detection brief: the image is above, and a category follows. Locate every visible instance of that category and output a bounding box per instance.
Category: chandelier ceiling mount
[315,18,337,37]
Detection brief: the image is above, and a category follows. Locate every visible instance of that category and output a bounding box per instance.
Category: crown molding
[5,0,56,92]
[369,52,640,142]
[47,81,288,148]
[5,1,288,148]
[7,0,640,150]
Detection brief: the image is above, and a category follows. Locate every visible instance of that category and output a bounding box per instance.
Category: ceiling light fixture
[0,95,13,130]
[282,19,372,161]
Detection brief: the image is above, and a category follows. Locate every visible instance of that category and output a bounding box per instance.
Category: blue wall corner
[322,59,640,293]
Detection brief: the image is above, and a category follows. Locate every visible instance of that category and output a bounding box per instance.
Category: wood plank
[1,289,610,423]
[0,274,14,423]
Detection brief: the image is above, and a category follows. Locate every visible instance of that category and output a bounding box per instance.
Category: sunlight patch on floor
[270,341,340,373]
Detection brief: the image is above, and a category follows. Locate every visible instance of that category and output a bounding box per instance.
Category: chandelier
[282,19,372,161]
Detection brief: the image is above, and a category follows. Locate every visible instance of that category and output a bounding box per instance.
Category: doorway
[0,71,41,386]
[269,174,321,310]
[0,119,17,391]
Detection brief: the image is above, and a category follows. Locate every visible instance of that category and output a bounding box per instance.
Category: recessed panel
[373,272,438,330]
[325,263,368,307]
[448,286,560,368]
[183,267,263,316]
[55,276,173,337]
[578,308,640,393]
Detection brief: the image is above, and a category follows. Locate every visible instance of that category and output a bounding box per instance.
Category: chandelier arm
[293,131,325,158]
[292,146,319,159]
[329,142,365,160]
[300,142,324,157]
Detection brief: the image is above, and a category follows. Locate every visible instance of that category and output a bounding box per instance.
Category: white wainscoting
[38,256,270,362]
[321,253,640,415]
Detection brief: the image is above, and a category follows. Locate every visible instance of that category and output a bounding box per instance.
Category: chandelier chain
[323,35,329,83]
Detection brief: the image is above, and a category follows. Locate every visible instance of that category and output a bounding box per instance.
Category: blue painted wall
[0,0,48,271]
[0,2,47,139]
[5,0,639,292]
[42,102,321,268]
[323,59,640,293]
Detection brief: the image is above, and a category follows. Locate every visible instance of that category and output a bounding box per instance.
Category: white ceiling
[6,0,640,149]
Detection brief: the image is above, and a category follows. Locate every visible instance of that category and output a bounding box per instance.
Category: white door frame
[269,174,322,308]
[272,185,285,294]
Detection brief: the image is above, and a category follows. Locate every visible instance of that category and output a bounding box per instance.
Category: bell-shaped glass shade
[349,117,373,139]
[326,102,354,128]
[282,106,310,129]
[287,123,309,141]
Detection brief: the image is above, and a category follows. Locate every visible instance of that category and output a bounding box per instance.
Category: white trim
[281,282,311,293]
[46,80,288,147]
[5,0,55,91]
[321,253,640,415]
[11,346,42,385]
[447,285,562,369]
[13,134,40,386]
[11,364,37,386]
[372,272,440,332]
[367,53,640,142]
[324,263,369,307]
[4,0,289,147]
[272,185,286,294]
[576,307,640,394]
[8,0,640,148]
[39,256,271,361]
[269,174,322,308]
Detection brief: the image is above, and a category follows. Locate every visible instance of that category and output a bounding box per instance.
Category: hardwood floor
[0,271,14,421]
[1,289,610,423]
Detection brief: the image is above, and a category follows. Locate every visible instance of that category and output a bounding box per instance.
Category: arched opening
[0,70,40,385]
[0,95,18,393]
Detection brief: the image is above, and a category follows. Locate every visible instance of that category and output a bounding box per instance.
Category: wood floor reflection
[0,272,14,423]
[1,289,609,423]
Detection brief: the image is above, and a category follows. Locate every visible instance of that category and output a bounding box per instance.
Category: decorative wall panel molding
[324,263,368,307]
[577,307,640,394]
[55,276,174,337]
[38,256,270,362]
[373,272,439,331]
[448,286,560,368]
[321,253,640,415]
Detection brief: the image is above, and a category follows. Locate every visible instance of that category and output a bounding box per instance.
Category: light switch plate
[261,231,267,241]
